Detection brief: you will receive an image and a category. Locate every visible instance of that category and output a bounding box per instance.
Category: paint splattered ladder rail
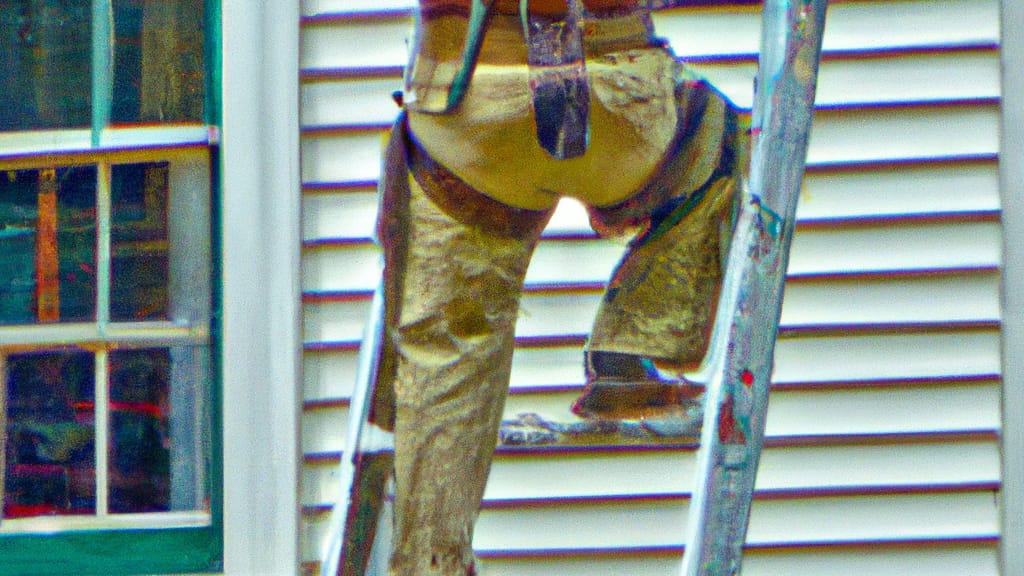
[680,0,827,574]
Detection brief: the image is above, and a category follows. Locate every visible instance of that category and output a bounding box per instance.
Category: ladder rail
[680,1,828,574]
[320,279,392,576]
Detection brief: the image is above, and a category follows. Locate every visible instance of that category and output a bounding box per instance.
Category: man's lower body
[378,55,746,575]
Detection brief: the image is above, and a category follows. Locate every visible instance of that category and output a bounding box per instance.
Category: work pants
[378,53,746,575]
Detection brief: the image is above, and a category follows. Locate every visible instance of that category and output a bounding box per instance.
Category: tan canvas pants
[377,17,747,575]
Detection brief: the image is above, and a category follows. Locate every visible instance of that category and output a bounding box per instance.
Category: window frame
[219,0,302,574]
[0,1,229,574]
[1000,0,1023,574]
[0,149,215,528]
[0,130,224,576]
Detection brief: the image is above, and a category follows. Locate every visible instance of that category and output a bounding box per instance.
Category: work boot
[571,351,704,420]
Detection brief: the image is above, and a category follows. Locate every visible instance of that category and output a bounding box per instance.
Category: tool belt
[408,0,665,159]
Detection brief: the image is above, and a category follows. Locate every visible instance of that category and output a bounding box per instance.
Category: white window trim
[221,1,302,574]
[1001,0,1023,574]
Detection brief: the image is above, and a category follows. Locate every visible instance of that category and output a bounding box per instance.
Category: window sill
[0,511,211,535]
[0,126,218,162]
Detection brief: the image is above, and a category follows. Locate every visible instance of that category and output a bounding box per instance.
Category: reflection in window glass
[112,0,206,124]
[3,351,96,518]
[110,346,211,514]
[112,163,169,321]
[108,349,169,513]
[0,1,91,131]
[0,167,97,325]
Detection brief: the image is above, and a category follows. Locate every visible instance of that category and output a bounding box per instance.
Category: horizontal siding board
[302,330,1001,401]
[298,0,999,70]
[302,193,599,243]
[302,270,1000,343]
[303,348,361,402]
[778,271,1000,329]
[300,161,1001,243]
[301,0,414,17]
[689,49,1000,110]
[301,220,1002,295]
[302,536,999,575]
[301,17,411,71]
[299,491,1000,560]
[299,51,1000,127]
[654,0,999,57]
[460,545,1000,576]
[299,105,1000,185]
[805,104,999,166]
[786,220,1000,276]
[302,131,383,185]
[302,187,379,242]
[468,492,998,552]
[503,383,1001,439]
[300,380,999,458]
[302,438,999,510]
[798,161,999,222]
[770,330,1001,384]
[301,77,405,128]
[302,404,350,456]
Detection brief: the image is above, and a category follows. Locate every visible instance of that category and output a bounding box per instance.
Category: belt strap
[445,0,495,112]
[522,0,590,159]
[404,119,554,239]
[442,0,592,159]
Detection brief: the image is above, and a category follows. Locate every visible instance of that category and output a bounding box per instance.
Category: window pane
[0,167,97,325]
[112,0,206,124]
[108,349,169,513]
[4,351,96,518]
[0,1,91,131]
[111,163,169,321]
[109,346,210,514]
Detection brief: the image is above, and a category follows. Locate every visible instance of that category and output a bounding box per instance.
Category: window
[0,1,221,573]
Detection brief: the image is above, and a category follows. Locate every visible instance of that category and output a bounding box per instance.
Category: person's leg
[574,74,747,421]
[384,126,552,575]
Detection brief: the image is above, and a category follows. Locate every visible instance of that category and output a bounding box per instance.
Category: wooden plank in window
[35,169,60,322]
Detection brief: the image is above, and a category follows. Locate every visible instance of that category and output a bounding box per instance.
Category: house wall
[297,1,1005,573]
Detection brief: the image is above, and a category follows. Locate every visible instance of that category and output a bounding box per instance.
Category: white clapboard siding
[300,105,1001,184]
[301,161,1001,242]
[304,330,1002,403]
[298,0,1005,574]
[304,270,1002,342]
[301,379,1001,460]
